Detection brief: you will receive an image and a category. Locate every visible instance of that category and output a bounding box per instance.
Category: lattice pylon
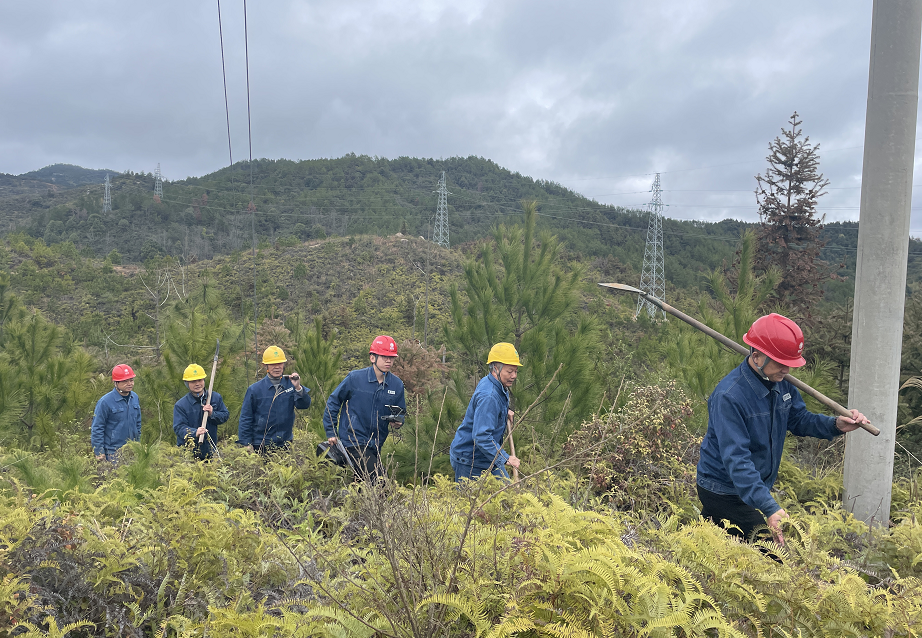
[635,173,666,320]
[154,163,163,199]
[103,174,112,213]
[433,171,450,248]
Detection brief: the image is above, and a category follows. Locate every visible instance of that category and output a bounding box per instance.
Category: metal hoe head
[598,282,644,295]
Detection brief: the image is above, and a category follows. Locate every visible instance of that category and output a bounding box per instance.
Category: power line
[243,0,258,360]
[113,178,891,231]
[85,174,922,239]
[216,0,233,166]
[143,194,914,256]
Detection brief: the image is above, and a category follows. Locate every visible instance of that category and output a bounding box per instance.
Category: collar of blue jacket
[365,366,389,385]
[487,372,509,397]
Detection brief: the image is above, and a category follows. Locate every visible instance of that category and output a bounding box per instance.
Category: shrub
[564,381,699,517]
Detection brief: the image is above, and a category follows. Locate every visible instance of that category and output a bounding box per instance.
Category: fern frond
[419,592,490,636]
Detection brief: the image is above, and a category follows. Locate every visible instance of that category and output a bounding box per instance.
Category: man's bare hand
[836,409,870,433]
[203,404,213,415]
[506,455,520,469]
[767,508,789,546]
[327,436,338,445]
[244,444,255,453]
[289,372,302,391]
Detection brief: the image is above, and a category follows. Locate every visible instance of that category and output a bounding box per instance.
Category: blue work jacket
[323,367,406,451]
[173,391,230,458]
[697,359,841,517]
[238,376,311,448]
[91,388,142,457]
[449,374,510,470]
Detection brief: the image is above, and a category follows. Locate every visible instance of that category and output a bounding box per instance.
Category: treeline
[8,157,922,302]
[2,156,746,291]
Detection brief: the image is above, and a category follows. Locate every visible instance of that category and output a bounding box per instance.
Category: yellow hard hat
[487,342,521,366]
[182,364,207,381]
[262,345,287,364]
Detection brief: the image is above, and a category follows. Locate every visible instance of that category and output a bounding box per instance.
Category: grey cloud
[3,0,920,231]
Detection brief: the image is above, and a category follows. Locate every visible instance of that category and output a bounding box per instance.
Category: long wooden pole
[199,339,221,444]
[599,283,880,437]
[507,395,519,481]
[508,423,519,482]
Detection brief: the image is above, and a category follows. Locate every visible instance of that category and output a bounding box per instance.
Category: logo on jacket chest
[782,393,791,402]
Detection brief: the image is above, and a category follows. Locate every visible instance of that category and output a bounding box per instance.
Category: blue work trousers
[451,459,509,482]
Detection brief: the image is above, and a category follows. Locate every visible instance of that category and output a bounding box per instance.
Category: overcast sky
[2,1,920,233]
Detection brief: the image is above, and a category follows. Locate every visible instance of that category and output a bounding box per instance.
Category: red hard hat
[743,314,806,367]
[112,364,136,381]
[370,335,398,357]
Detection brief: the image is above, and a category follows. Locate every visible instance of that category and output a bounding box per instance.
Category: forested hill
[4,155,922,293]
[0,155,737,290]
[0,163,116,198]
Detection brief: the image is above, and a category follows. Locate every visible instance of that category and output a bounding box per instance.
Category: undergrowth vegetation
[2,401,922,636]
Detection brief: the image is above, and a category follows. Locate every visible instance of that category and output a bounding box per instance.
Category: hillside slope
[7,156,922,297]
[3,231,469,371]
[4,155,743,290]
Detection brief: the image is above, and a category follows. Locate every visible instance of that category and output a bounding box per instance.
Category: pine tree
[443,201,600,454]
[755,112,832,317]
[666,230,780,399]
[389,340,457,482]
[287,314,343,421]
[140,289,246,444]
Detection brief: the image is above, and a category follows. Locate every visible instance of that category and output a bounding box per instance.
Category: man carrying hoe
[238,346,311,453]
[449,342,521,481]
[696,313,870,544]
[173,363,229,460]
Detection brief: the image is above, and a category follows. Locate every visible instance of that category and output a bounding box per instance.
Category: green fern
[10,617,94,638]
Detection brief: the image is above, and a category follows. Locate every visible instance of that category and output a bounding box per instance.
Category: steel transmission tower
[635,173,666,320]
[154,163,163,199]
[433,171,450,248]
[102,174,112,213]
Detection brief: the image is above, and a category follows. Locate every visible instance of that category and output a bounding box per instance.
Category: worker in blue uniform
[324,335,406,480]
[449,343,521,481]
[92,364,142,461]
[238,346,311,452]
[697,313,869,545]
[173,363,230,460]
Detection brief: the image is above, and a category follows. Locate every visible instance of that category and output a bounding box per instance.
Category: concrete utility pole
[844,0,922,526]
